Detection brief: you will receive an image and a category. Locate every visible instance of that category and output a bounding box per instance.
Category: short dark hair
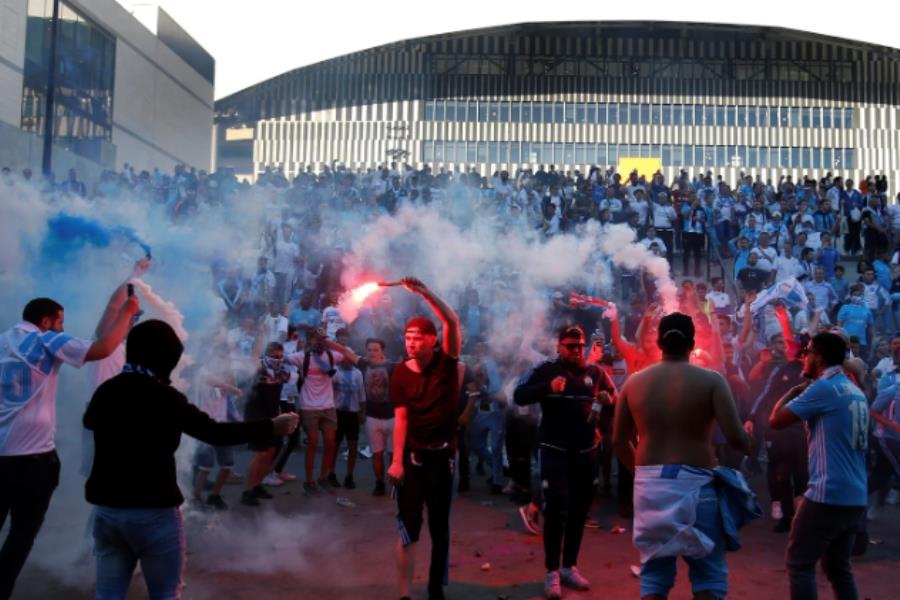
[658,312,695,356]
[810,332,847,366]
[265,341,284,355]
[22,298,63,326]
[365,338,386,350]
[557,324,585,342]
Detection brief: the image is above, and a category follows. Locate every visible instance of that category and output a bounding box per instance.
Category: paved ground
[12,446,900,600]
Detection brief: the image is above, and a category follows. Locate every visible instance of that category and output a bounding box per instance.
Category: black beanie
[125,320,183,384]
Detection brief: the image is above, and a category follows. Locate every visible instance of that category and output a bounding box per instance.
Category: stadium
[214,21,900,186]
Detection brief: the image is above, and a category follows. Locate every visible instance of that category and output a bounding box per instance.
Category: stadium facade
[214,21,900,188]
[0,0,214,177]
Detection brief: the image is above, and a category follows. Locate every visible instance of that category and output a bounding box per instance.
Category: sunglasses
[561,342,585,351]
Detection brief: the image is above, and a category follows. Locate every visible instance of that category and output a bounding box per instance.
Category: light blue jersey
[787,372,868,506]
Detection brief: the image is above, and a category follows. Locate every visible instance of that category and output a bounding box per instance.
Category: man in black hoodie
[514,324,615,600]
[84,320,298,599]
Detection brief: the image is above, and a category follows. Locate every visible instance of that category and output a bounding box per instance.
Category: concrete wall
[0,0,214,175]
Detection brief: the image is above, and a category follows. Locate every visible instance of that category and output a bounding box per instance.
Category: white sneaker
[886,489,900,505]
[544,570,561,599]
[771,501,783,520]
[263,473,284,487]
[278,472,297,482]
[560,566,590,591]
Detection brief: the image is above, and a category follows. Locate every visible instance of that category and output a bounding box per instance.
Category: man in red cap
[387,278,461,600]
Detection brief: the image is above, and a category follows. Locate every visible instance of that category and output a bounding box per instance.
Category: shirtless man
[613,312,753,600]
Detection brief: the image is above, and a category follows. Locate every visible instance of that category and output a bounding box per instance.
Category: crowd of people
[1,157,899,600]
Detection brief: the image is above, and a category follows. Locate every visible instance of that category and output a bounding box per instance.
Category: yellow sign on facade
[618,157,662,180]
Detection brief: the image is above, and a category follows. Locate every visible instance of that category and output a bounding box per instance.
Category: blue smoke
[43,212,152,262]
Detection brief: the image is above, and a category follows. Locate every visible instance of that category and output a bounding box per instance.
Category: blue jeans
[469,410,505,485]
[640,483,728,599]
[93,506,185,600]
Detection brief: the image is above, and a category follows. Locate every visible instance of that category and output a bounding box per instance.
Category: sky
[119,0,900,100]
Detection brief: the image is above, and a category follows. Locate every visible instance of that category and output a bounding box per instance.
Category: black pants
[540,446,598,571]
[845,220,862,255]
[396,448,454,594]
[656,228,674,266]
[786,499,864,600]
[0,451,60,600]
[505,412,538,505]
[273,400,300,474]
[682,231,705,275]
[456,425,470,488]
[868,437,900,502]
[767,429,809,521]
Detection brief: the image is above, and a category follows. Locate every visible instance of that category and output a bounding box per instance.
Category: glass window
[498,141,509,163]
[488,141,499,163]
[423,141,434,161]
[445,100,457,121]
[716,145,726,165]
[757,147,767,167]
[789,107,800,127]
[554,103,564,123]
[467,101,477,121]
[510,101,520,122]
[532,102,543,123]
[641,144,652,158]
[779,107,789,127]
[537,142,549,163]
[681,105,692,126]
[801,107,811,128]
[522,141,533,163]
[748,106,757,127]
[476,141,487,162]
[424,101,434,121]
[672,144,683,166]
[553,143,563,164]
[629,103,640,125]
[466,141,476,163]
[587,103,596,123]
[597,143,607,166]
[489,102,500,121]
[434,101,445,121]
[672,104,683,125]
[478,102,489,122]
[662,144,672,165]
[811,146,821,169]
[713,105,724,126]
[510,141,520,163]
[576,103,586,124]
[725,106,736,126]
[844,148,854,169]
[607,103,618,124]
[563,143,574,164]
[499,101,510,122]
[780,147,790,168]
[545,103,555,123]
[575,142,586,164]
[822,107,832,129]
[683,145,693,166]
[641,103,651,125]
[747,146,757,168]
[705,106,716,126]
[521,102,531,122]
[791,147,801,167]
[610,144,620,165]
[434,141,444,161]
[823,148,834,168]
[844,107,853,129]
[564,103,575,123]
[737,106,747,127]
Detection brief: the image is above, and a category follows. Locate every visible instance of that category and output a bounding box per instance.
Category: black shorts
[335,409,360,444]
[396,447,454,546]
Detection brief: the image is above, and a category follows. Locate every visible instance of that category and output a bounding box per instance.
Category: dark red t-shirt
[391,349,460,451]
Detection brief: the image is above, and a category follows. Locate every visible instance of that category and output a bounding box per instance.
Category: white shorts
[365,416,394,454]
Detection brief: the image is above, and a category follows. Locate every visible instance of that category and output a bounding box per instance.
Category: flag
[749,277,808,316]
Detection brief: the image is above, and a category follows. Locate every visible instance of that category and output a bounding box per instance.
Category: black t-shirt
[244,365,289,420]
[391,349,460,451]
[357,358,395,420]
[84,373,273,508]
[737,267,768,293]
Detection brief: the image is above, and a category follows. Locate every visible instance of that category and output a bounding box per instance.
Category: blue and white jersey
[0,322,90,455]
[787,371,868,506]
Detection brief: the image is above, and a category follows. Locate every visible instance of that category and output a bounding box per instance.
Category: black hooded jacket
[84,320,274,508]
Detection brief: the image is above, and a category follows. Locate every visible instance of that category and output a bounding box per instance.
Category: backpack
[296,349,336,393]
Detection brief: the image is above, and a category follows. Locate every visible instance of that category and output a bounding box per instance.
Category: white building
[0,0,214,178]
